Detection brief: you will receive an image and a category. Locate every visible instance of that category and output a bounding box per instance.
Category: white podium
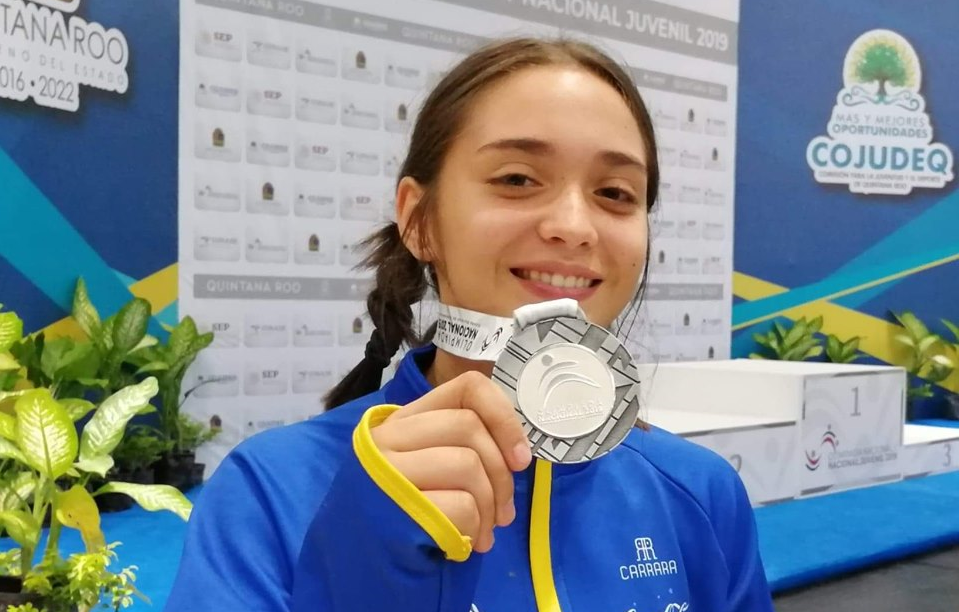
[902,424,959,478]
[636,359,909,505]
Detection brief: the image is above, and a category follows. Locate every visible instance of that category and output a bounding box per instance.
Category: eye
[596,186,638,204]
[492,173,537,188]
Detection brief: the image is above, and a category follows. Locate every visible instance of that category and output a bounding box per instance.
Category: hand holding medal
[436,298,642,463]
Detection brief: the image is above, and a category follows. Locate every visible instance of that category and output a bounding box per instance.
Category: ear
[395,176,432,261]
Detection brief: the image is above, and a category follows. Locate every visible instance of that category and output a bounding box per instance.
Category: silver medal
[492,314,641,463]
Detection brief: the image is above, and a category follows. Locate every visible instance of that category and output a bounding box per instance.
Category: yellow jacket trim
[352,404,473,562]
[530,459,562,612]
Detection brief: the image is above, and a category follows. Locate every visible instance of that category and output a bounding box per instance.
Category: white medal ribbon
[434,298,584,360]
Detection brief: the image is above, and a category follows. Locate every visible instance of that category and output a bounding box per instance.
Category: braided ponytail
[323,222,432,409]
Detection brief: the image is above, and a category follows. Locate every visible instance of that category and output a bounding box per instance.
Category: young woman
[165,38,774,612]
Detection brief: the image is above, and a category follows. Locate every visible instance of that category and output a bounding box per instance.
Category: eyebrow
[476,137,647,172]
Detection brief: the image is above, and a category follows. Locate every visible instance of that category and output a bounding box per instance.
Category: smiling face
[397,65,650,328]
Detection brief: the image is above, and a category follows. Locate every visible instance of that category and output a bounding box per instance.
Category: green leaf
[782,319,808,350]
[112,298,151,356]
[895,311,929,341]
[804,345,824,359]
[56,342,100,382]
[14,389,78,479]
[76,378,109,389]
[0,312,23,353]
[169,317,198,361]
[826,335,840,358]
[785,337,820,361]
[132,334,159,352]
[773,322,787,341]
[808,316,824,334]
[0,412,16,440]
[101,314,116,352]
[71,278,102,343]
[767,334,782,356]
[0,353,19,371]
[74,455,114,478]
[124,344,166,370]
[0,389,27,403]
[917,335,940,357]
[893,333,915,348]
[93,482,193,521]
[0,473,35,511]
[61,398,96,422]
[40,337,70,381]
[134,361,170,376]
[79,377,159,461]
[0,437,27,464]
[753,333,771,348]
[190,332,214,354]
[39,338,99,382]
[942,319,959,344]
[0,510,40,550]
[748,352,766,360]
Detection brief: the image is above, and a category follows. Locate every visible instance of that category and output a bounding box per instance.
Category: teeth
[519,269,593,289]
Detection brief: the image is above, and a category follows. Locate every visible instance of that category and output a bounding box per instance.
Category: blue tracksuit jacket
[165,345,774,611]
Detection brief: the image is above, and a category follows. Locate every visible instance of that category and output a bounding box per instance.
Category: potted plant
[0,306,192,610]
[941,318,959,420]
[891,311,955,420]
[9,280,156,406]
[824,333,863,364]
[125,317,216,491]
[750,316,825,361]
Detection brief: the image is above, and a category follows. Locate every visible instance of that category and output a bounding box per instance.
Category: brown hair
[324,37,660,409]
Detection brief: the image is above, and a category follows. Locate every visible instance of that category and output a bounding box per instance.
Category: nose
[537,186,599,248]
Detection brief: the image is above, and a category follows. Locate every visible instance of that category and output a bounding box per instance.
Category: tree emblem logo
[843,30,921,108]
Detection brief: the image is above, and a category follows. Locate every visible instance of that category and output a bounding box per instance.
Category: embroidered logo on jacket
[619,536,679,580]
[626,602,689,612]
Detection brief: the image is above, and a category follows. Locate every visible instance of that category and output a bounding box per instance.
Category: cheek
[434,207,513,276]
[604,218,649,273]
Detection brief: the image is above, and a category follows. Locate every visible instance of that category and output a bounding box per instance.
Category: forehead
[455,65,647,160]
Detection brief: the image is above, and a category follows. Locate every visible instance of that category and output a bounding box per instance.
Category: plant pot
[131,466,155,485]
[90,470,135,514]
[154,451,197,492]
[0,575,40,609]
[190,462,206,489]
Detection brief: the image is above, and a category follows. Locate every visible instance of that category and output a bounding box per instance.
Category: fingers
[422,490,491,552]
[396,371,532,472]
[388,447,495,551]
[372,409,516,527]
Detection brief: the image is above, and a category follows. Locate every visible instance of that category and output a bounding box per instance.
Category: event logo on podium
[806,29,954,195]
[804,426,839,471]
[0,0,130,112]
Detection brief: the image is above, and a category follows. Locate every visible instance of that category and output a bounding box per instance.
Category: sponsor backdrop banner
[177,0,740,471]
[732,1,959,409]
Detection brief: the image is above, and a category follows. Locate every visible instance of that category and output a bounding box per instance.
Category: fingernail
[513,442,532,469]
